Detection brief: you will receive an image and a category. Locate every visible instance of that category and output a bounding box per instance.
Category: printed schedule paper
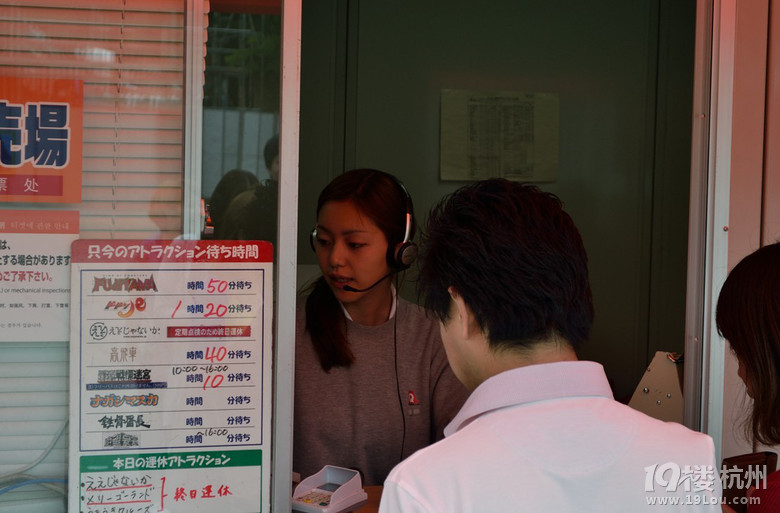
[68,239,273,513]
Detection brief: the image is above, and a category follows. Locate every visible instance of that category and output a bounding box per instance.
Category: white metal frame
[273,0,302,510]
[183,0,206,239]
[685,0,733,463]
[684,0,713,435]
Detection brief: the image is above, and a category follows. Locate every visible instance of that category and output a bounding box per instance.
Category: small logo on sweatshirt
[407,390,421,416]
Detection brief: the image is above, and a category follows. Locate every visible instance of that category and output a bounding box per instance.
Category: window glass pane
[0,1,188,240]
[0,2,192,510]
[201,12,280,245]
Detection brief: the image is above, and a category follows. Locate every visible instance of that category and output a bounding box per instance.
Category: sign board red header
[71,239,274,264]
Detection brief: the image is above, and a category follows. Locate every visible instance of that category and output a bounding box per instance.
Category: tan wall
[721,0,780,460]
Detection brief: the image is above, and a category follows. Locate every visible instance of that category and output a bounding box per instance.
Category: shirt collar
[444,360,614,437]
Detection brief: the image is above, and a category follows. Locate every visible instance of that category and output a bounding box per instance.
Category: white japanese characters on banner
[68,239,273,513]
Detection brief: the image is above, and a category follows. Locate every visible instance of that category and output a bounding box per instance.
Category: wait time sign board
[68,239,273,513]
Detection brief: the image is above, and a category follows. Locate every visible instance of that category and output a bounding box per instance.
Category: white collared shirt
[380,360,721,513]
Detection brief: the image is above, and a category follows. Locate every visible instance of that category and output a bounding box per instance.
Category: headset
[309,174,418,276]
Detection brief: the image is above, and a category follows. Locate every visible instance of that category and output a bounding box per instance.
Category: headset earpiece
[394,240,418,269]
[309,227,317,252]
[389,180,417,270]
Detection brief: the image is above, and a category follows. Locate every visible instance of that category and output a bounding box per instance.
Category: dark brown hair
[419,178,593,352]
[305,168,414,371]
[716,242,780,446]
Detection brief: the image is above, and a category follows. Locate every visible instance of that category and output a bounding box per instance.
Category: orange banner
[0,76,83,203]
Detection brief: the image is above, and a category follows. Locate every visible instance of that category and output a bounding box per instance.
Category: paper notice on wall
[68,239,274,513]
[0,209,78,342]
[440,89,559,182]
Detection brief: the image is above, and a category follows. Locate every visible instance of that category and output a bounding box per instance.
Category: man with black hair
[378,179,721,512]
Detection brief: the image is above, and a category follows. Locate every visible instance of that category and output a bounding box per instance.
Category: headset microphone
[342,272,394,292]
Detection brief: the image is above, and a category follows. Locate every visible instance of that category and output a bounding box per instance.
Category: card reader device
[292,465,368,513]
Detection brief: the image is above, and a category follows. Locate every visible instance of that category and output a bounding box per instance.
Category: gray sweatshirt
[293,297,469,485]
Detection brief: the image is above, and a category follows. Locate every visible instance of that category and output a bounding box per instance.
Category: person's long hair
[716,242,780,446]
[305,169,415,371]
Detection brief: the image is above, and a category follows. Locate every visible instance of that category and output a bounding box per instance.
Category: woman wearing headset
[293,169,468,486]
